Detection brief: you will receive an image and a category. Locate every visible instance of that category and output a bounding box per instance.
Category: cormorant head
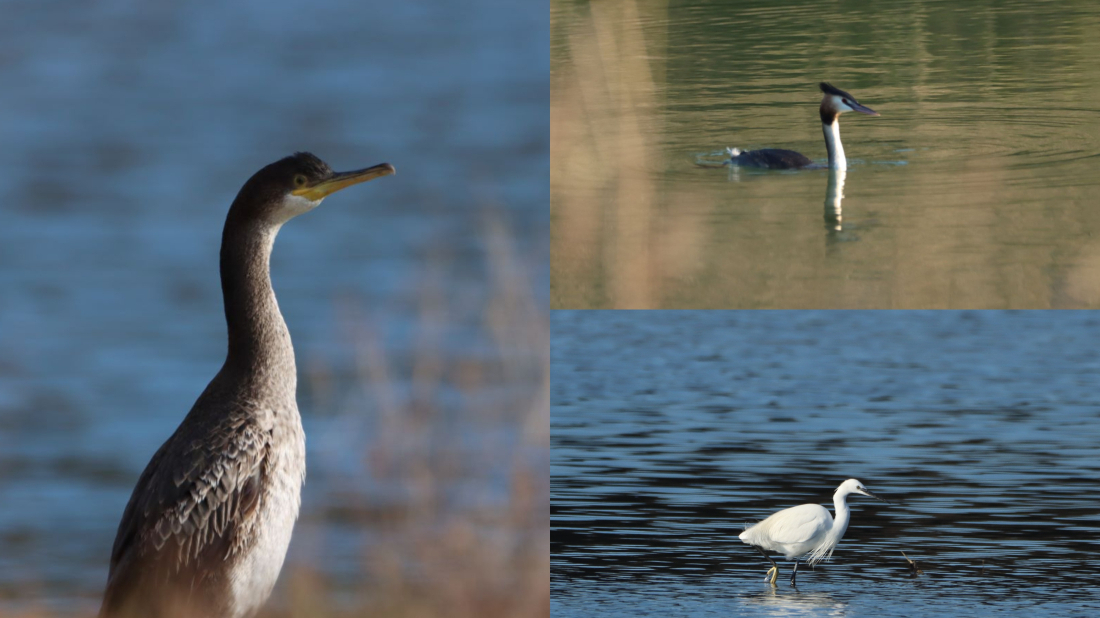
[230,152,395,226]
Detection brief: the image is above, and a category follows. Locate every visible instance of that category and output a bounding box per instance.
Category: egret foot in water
[754,545,780,585]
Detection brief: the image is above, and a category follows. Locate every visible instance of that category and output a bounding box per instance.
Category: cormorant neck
[822,119,846,170]
[219,213,296,385]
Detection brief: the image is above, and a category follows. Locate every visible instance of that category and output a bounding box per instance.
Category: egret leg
[754,546,779,585]
[790,560,799,586]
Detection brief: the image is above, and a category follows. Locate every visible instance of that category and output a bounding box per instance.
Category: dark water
[552,0,1100,308]
[0,1,547,615]
[552,311,1100,616]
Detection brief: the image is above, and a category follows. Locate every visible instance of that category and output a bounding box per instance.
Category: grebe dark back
[727,83,879,171]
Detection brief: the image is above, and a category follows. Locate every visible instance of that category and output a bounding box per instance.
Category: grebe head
[819,82,879,124]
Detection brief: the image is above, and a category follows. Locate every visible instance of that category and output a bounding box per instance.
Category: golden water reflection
[551,0,1100,308]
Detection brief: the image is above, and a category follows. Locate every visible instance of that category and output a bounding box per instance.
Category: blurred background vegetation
[0,0,547,616]
[552,0,1100,308]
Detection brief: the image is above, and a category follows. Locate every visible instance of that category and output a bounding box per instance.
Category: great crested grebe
[727,83,879,171]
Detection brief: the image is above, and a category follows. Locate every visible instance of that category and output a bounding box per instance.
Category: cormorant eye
[294,175,307,187]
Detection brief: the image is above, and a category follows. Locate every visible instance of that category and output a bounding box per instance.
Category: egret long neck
[219,216,296,389]
[822,119,846,170]
[830,491,852,541]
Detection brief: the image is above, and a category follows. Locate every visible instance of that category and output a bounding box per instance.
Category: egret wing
[759,504,831,545]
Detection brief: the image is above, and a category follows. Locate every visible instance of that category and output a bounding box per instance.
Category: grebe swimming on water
[727,83,879,171]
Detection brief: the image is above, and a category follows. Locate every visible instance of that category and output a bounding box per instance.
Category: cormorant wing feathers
[101,410,272,616]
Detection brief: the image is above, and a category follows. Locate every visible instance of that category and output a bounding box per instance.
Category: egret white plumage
[738,479,889,586]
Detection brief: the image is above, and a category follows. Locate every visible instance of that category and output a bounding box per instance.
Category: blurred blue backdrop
[0,0,548,615]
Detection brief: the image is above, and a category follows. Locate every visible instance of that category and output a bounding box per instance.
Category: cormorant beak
[860,488,890,504]
[293,162,396,201]
[850,101,879,116]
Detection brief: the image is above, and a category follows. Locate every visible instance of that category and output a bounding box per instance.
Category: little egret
[738,479,888,586]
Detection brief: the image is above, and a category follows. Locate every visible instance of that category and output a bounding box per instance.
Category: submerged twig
[901,551,923,576]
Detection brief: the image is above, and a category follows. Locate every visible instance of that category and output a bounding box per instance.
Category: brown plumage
[100,153,394,618]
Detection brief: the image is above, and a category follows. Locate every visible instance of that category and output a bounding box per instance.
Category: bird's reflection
[713,162,860,244]
[824,167,845,232]
[741,586,848,617]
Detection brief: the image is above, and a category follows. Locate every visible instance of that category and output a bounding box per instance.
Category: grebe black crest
[726,82,879,171]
